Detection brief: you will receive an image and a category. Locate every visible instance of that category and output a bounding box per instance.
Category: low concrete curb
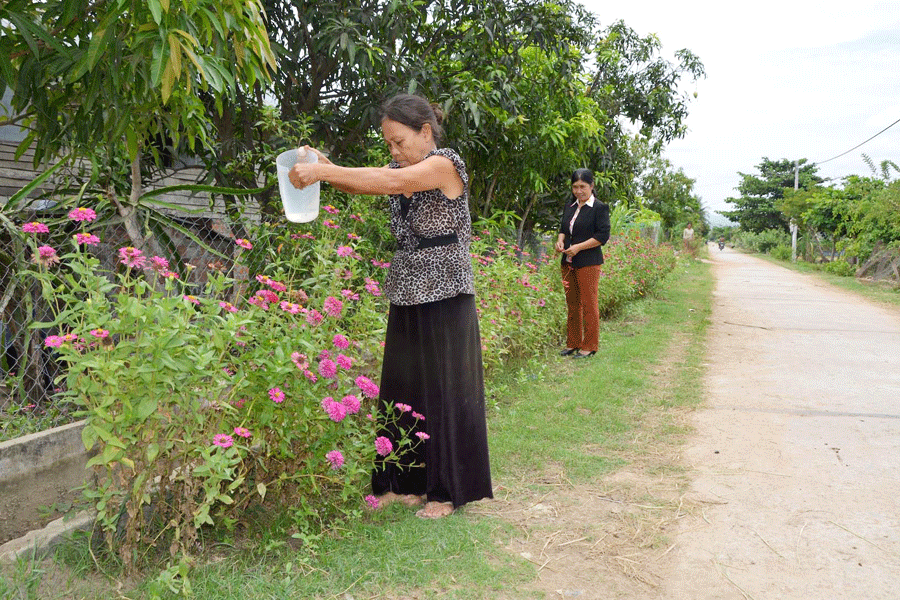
[0,419,92,549]
[0,510,96,562]
[0,420,87,480]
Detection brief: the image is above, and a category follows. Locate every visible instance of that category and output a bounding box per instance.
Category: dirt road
[660,246,900,599]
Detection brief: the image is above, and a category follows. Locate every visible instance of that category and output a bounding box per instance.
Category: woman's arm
[290,152,463,198]
[592,203,611,246]
[301,146,366,194]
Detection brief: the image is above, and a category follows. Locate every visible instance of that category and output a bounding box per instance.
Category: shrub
[770,245,792,261]
[733,229,790,254]
[823,259,856,277]
[22,195,676,572]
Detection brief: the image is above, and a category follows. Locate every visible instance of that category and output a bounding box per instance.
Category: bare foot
[415,501,454,519]
[377,492,425,508]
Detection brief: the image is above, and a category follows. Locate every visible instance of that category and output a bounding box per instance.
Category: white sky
[581,0,900,224]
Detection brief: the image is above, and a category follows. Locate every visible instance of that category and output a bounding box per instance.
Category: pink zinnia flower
[268,279,287,292]
[249,294,270,310]
[233,398,246,409]
[235,238,252,250]
[340,289,360,301]
[213,434,234,448]
[291,352,309,371]
[364,278,381,296]
[183,295,200,305]
[374,436,393,456]
[304,370,318,383]
[335,354,352,370]
[280,301,302,314]
[323,220,339,229]
[33,245,60,267]
[234,427,251,438]
[269,387,285,404]
[415,432,430,441]
[306,309,324,326]
[258,290,279,303]
[68,207,97,222]
[322,397,347,422]
[44,335,64,348]
[219,301,238,313]
[412,411,425,421]
[341,394,360,414]
[336,246,353,257]
[323,296,343,318]
[355,375,379,398]
[333,334,350,349]
[149,256,170,272]
[89,329,109,339]
[365,495,379,509]
[326,450,344,470]
[74,233,100,246]
[118,246,147,269]
[323,204,339,215]
[318,359,337,379]
[395,403,412,413]
[22,222,49,234]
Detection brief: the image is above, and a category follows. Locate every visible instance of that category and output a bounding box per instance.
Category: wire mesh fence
[0,139,262,438]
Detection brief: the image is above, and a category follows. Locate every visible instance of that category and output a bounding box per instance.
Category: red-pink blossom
[68,207,97,222]
[22,222,49,234]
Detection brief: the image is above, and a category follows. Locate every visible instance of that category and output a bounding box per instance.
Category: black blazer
[559,198,611,268]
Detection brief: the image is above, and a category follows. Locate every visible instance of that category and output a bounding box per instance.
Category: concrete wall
[0,420,91,544]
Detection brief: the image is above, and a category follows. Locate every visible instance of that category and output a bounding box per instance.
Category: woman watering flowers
[289,93,492,519]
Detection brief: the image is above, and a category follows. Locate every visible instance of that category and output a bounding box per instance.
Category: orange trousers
[561,263,601,352]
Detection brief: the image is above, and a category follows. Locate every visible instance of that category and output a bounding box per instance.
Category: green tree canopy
[721,157,822,233]
[1,0,275,247]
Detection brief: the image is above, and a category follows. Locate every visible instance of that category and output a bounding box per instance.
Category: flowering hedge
[22,199,674,570]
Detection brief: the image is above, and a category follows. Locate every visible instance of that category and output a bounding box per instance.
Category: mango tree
[0,0,275,250]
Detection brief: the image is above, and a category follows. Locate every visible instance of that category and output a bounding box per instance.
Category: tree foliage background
[1,0,707,241]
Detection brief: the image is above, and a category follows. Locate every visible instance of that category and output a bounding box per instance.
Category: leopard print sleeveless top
[383,148,475,306]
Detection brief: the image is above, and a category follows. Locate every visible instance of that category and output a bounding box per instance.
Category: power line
[812,116,900,166]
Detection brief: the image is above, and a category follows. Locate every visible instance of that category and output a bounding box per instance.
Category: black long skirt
[371,293,493,508]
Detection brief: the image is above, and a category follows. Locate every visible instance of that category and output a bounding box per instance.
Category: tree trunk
[517,192,538,248]
[120,155,147,250]
[482,171,499,219]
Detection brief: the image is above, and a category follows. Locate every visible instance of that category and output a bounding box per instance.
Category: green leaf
[136,397,158,422]
[125,127,138,161]
[148,0,162,24]
[138,181,272,201]
[150,43,165,88]
[146,442,160,463]
[81,424,98,451]
[9,157,67,209]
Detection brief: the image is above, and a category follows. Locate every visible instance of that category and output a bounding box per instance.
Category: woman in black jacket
[554,168,611,358]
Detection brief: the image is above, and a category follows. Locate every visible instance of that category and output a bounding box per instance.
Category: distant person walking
[682,222,695,257]
[555,168,611,359]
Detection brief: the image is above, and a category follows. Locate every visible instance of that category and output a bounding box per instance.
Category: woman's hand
[289,147,322,189]
[554,239,565,253]
[303,145,333,166]
[563,243,580,258]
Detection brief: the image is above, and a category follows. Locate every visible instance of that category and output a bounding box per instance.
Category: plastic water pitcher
[276,148,320,223]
